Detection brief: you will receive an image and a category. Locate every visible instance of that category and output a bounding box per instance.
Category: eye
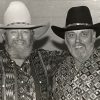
[9,30,17,34]
[81,31,88,37]
[22,30,30,34]
[66,32,75,38]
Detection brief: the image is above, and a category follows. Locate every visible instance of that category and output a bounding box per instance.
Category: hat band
[7,22,30,26]
[66,23,91,28]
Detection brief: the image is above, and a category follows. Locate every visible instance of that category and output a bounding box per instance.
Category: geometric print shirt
[52,48,100,100]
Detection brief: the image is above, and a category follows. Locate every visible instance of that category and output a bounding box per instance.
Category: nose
[17,30,23,39]
[75,34,80,43]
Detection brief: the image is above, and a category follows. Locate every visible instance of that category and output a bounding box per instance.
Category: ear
[34,22,50,40]
[92,30,96,43]
[64,32,68,45]
[0,29,6,41]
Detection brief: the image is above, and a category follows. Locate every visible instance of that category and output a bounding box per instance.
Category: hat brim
[0,24,45,29]
[0,22,50,39]
[51,23,100,39]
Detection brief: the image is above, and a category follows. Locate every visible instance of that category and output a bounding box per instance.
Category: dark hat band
[66,23,91,28]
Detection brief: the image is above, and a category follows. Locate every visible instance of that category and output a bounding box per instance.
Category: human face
[65,29,96,62]
[4,29,34,59]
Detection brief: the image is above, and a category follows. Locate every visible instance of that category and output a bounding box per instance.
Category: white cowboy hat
[1,1,50,39]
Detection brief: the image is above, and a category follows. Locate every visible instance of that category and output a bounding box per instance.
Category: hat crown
[66,6,93,27]
[4,1,31,26]
[51,6,100,39]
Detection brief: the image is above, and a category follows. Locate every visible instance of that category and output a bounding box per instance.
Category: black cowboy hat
[51,6,100,39]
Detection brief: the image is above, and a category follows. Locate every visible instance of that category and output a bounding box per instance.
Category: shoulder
[37,49,71,65]
[37,49,62,55]
[93,48,100,57]
[96,47,100,53]
[37,49,70,57]
[0,49,5,56]
[31,49,71,74]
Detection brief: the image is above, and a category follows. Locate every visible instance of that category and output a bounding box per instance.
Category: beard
[68,43,94,63]
[72,47,86,62]
[6,42,32,59]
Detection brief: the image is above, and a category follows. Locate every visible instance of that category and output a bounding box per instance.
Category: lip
[75,45,83,49]
[17,42,23,45]
[16,41,24,45]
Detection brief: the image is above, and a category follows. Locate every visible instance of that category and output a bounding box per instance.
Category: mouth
[75,45,83,49]
[14,41,25,45]
[17,42,24,44]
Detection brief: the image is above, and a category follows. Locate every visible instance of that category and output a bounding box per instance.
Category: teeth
[75,46,82,48]
[16,41,24,44]
[17,42,23,44]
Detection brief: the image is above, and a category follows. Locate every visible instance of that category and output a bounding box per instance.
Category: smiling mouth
[15,41,24,45]
[75,46,83,49]
[17,42,23,45]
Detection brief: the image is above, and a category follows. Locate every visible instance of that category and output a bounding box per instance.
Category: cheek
[5,34,15,44]
[65,39,75,52]
[82,37,92,47]
[24,34,33,44]
[67,39,75,47]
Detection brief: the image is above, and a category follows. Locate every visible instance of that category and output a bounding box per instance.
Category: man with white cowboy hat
[51,6,100,100]
[0,1,63,100]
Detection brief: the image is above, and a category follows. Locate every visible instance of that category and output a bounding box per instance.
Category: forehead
[6,29,32,32]
[66,29,94,34]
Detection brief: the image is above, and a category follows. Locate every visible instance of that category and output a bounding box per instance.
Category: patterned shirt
[0,49,66,100]
[53,48,100,100]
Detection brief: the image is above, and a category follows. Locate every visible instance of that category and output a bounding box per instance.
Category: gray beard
[6,46,32,59]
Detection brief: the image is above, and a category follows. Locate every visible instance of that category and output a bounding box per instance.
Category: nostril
[76,37,80,42]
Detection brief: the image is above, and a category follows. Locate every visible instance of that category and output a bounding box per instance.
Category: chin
[71,51,86,60]
[13,45,30,51]
[11,50,30,59]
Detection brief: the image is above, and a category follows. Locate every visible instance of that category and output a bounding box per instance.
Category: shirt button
[22,95,25,98]
[39,81,42,84]
[21,81,24,83]
[2,85,5,87]
[11,60,15,65]
[20,68,23,70]
[11,60,14,63]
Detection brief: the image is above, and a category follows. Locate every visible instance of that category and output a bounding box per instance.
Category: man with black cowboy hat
[0,1,64,100]
[51,6,100,100]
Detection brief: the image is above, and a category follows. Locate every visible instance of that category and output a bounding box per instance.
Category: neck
[12,58,24,66]
[75,59,82,71]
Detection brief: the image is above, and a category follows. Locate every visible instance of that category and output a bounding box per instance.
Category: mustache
[14,39,25,42]
[13,40,26,44]
[73,43,85,47]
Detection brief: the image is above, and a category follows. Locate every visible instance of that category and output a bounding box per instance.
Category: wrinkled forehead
[5,28,33,33]
[65,29,95,34]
